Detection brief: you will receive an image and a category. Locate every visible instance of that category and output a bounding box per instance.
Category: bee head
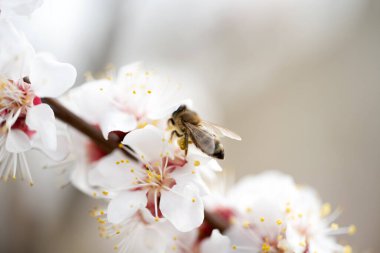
[173,104,187,116]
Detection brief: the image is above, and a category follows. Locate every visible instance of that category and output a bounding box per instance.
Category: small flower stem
[41,97,228,232]
[41,97,138,161]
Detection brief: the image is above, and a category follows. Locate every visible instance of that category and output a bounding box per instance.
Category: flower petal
[107,190,148,224]
[26,103,57,150]
[30,53,77,98]
[160,184,204,232]
[5,129,31,152]
[200,229,230,253]
[0,20,35,80]
[32,133,69,161]
[122,125,166,162]
[99,109,137,139]
[88,151,137,190]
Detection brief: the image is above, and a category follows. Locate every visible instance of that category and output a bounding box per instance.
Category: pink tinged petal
[107,190,148,224]
[160,184,204,232]
[99,110,137,139]
[5,129,32,152]
[30,53,77,98]
[88,151,137,190]
[122,125,165,162]
[26,103,57,150]
[200,229,230,253]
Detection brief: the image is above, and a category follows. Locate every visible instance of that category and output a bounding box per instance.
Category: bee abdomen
[212,141,224,159]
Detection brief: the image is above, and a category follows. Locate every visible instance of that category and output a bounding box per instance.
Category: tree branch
[42,97,228,232]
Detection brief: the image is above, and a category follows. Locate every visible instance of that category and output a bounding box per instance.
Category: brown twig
[42,97,228,232]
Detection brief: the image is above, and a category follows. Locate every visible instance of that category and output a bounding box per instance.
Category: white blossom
[201,171,355,253]
[88,125,221,232]
[0,20,76,184]
[90,206,197,253]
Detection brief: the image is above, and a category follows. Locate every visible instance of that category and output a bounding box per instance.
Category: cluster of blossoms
[0,1,356,253]
[0,0,76,184]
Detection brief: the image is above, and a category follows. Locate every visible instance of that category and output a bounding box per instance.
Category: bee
[167,105,241,159]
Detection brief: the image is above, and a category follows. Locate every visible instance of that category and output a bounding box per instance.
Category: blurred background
[1,0,379,252]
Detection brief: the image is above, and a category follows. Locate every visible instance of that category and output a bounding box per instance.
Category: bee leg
[184,132,189,157]
[170,130,183,142]
[167,118,175,127]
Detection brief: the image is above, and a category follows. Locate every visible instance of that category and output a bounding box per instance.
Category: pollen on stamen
[102,191,109,196]
[191,198,196,203]
[193,160,200,167]
[116,161,120,165]
[132,90,137,94]
[330,223,339,230]
[321,202,332,217]
[242,221,250,229]
[260,217,265,222]
[232,245,237,251]
[246,207,253,213]
[343,245,352,253]
[262,243,271,253]
[348,225,357,235]
[155,217,159,222]
[147,90,152,94]
[276,219,283,225]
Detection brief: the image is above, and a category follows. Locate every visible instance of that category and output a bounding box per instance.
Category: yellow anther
[277,235,283,241]
[113,245,119,251]
[147,90,152,94]
[246,207,252,213]
[299,241,306,247]
[260,217,265,222]
[97,218,106,224]
[242,221,250,229]
[343,245,352,253]
[12,176,16,180]
[120,160,124,163]
[116,230,121,235]
[132,90,136,94]
[348,225,357,235]
[321,203,331,217]
[262,243,271,252]
[29,182,34,187]
[298,213,303,218]
[130,168,135,173]
[173,236,177,241]
[116,161,120,165]
[330,223,339,230]
[137,121,148,129]
[118,143,124,148]
[192,198,196,203]
[194,160,200,167]
[232,245,237,250]
[155,217,159,222]
[93,192,97,197]
[285,207,292,213]
[102,191,109,196]
[191,170,196,174]
[100,210,105,215]
[276,219,283,225]
[171,245,177,251]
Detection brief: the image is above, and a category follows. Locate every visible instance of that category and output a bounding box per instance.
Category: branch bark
[42,97,228,232]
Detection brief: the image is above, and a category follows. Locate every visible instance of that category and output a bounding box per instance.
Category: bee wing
[201,121,242,141]
[184,122,216,155]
